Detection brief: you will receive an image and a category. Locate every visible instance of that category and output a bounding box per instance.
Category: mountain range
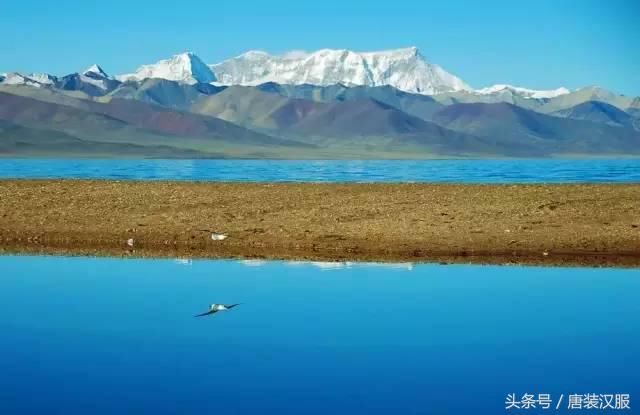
[1,47,639,158]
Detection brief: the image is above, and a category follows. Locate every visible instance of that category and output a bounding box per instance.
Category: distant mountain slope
[283,98,435,136]
[192,86,294,129]
[2,79,639,158]
[430,89,548,112]
[550,101,635,129]
[0,90,303,149]
[255,83,444,121]
[431,86,638,117]
[108,78,225,110]
[0,119,83,148]
[0,119,217,158]
[538,87,635,113]
[0,91,153,142]
[83,97,299,147]
[432,102,640,155]
[627,98,640,129]
[194,86,448,137]
[192,87,523,156]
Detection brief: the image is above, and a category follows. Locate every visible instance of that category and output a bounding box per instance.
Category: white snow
[82,64,110,79]
[117,52,217,84]
[0,67,114,91]
[0,72,58,87]
[27,73,56,85]
[210,46,471,95]
[474,84,570,99]
[79,74,110,90]
[1,72,46,87]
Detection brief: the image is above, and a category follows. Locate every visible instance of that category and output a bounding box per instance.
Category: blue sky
[1,0,638,95]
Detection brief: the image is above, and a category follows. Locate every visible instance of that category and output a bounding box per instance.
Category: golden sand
[1,180,639,267]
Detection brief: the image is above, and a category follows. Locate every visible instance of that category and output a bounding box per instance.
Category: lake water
[0,158,639,183]
[1,255,638,414]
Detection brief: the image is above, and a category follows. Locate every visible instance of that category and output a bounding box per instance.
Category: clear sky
[1,0,638,95]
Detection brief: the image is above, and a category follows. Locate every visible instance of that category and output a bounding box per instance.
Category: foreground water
[1,158,640,183]
[0,256,638,414]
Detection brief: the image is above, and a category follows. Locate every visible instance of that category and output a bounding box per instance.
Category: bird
[194,303,240,317]
[196,229,229,241]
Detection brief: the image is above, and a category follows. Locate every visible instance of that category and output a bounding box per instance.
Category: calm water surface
[1,159,639,183]
[0,256,638,414]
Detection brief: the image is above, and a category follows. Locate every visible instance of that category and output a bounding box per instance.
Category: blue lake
[0,255,638,414]
[0,158,639,183]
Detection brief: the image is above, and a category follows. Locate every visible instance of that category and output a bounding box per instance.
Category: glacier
[210,47,472,95]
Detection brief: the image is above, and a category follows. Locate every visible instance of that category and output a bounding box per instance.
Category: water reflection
[239,259,414,271]
[284,260,414,271]
[240,259,268,267]
[0,255,638,415]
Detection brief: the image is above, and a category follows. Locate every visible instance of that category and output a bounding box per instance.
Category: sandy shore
[0,180,639,267]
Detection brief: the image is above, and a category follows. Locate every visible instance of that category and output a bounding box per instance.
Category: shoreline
[2,245,640,268]
[1,180,639,267]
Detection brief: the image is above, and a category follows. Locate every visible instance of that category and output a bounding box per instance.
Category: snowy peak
[0,72,51,87]
[28,73,57,85]
[118,52,217,84]
[475,84,570,99]
[211,47,471,95]
[83,64,110,79]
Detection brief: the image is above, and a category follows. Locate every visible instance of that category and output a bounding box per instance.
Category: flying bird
[194,303,240,317]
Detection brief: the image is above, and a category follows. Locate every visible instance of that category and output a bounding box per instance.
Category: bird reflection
[194,303,240,317]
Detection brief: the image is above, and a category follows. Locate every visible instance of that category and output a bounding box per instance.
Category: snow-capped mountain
[2,49,630,109]
[474,84,570,99]
[118,52,217,84]
[26,73,57,85]
[210,47,471,95]
[0,65,114,92]
[0,72,52,87]
[68,64,117,92]
[83,64,110,80]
